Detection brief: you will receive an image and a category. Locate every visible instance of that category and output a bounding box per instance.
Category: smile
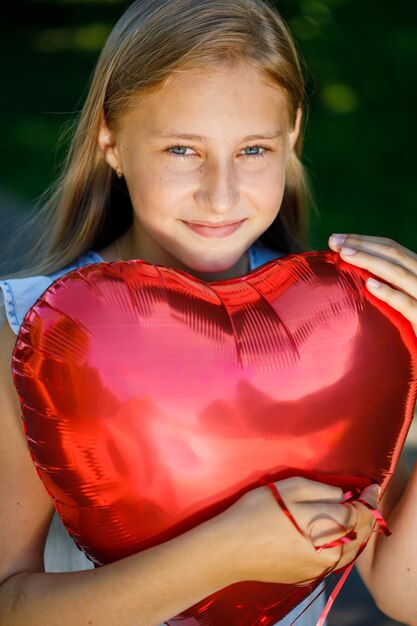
[183,220,246,238]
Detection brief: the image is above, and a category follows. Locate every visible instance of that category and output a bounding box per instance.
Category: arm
[0,321,377,626]
[329,233,417,625]
[356,456,417,625]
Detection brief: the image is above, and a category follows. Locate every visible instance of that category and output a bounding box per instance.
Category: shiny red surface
[12,251,417,625]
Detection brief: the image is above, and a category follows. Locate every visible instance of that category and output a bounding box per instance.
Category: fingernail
[341,246,357,256]
[330,234,347,247]
[367,278,382,289]
[371,484,382,500]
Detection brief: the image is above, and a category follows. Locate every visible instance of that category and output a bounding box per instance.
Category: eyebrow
[153,131,283,142]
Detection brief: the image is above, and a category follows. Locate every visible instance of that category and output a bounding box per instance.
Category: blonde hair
[22,0,311,276]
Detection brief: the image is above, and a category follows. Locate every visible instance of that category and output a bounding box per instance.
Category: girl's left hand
[328,234,417,338]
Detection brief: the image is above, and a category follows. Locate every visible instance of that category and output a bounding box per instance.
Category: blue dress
[0,241,325,626]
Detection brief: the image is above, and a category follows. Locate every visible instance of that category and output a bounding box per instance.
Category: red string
[266,482,357,552]
[266,482,308,542]
[265,481,391,626]
[289,577,333,625]
[315,563,355,626]
[356,498,391,537]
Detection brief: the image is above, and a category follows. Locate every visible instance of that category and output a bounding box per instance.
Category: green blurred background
[1,0,416,252]
[0,3,416,623]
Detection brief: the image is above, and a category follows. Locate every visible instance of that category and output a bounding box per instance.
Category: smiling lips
[184,220,245,238]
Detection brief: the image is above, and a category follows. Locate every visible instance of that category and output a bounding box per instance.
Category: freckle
[16,501,20,505]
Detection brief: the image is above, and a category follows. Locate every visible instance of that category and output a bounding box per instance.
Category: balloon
[12,251,417,625]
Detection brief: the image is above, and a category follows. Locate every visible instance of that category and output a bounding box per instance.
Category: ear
[288,107,303,152]
[97,121,122,172]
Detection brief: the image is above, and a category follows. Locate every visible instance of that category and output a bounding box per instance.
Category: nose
[196,159,240,214]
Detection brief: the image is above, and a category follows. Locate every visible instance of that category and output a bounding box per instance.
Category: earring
[115,167,124,179]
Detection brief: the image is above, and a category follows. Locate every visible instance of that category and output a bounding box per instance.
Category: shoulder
[0,251,103,335]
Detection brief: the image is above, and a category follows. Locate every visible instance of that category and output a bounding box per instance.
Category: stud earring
[115,167,124,179]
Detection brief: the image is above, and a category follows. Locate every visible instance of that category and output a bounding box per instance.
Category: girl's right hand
[219,477,380,586]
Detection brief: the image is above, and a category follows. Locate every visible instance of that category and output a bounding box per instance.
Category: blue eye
[168,145,195,157]
[242,146,267,157]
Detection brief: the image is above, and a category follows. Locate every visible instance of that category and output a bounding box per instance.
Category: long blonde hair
[22,0,311,276]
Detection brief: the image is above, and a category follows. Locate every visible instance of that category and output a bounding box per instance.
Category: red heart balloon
[12,251,417,625]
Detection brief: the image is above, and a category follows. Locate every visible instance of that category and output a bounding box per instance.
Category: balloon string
[265,482,391,626]
[356,498,391,537]
[289,577,334,625]
[343,490,391,537]
[265,482,357,552]
[266,482,307,540]
[314,511,392,625]
[316,564,355,626]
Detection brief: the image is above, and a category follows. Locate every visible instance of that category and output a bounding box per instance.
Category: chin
[186,256,237,274]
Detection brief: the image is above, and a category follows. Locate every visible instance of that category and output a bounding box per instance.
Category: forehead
[117,61,292,133]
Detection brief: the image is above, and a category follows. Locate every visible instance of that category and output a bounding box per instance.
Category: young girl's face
[99,61,300,280]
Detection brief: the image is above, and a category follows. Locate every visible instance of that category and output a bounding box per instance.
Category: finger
[343,518,374,562]
[330,513,374,568]
[328,236,417,313]
[308,515,352,546]
[339,250,417,300]
[329,234,417,272]
[354,485,392,538]
[340,492,379,551]
[349,500,377,533]
[277,477,344,504]
[306,501,354,544]
[365,278,417,328]
[307,495,374,545]
[359,483,381,509]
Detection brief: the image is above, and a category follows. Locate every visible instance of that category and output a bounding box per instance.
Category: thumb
[358,483,381,510]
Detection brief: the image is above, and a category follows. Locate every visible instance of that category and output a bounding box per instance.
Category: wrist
[193,508,242,589]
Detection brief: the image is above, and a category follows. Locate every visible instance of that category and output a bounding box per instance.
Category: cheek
[127,160,190,209]
[127,169,194,227]
[244,161,287,207]
[257,181,286,226]
[140,161,195,195]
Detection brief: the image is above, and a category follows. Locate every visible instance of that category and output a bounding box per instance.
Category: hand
[328,234,417,337]
[219,477,379,586]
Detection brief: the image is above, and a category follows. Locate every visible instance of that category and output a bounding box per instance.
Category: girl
[0,1,416,624]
